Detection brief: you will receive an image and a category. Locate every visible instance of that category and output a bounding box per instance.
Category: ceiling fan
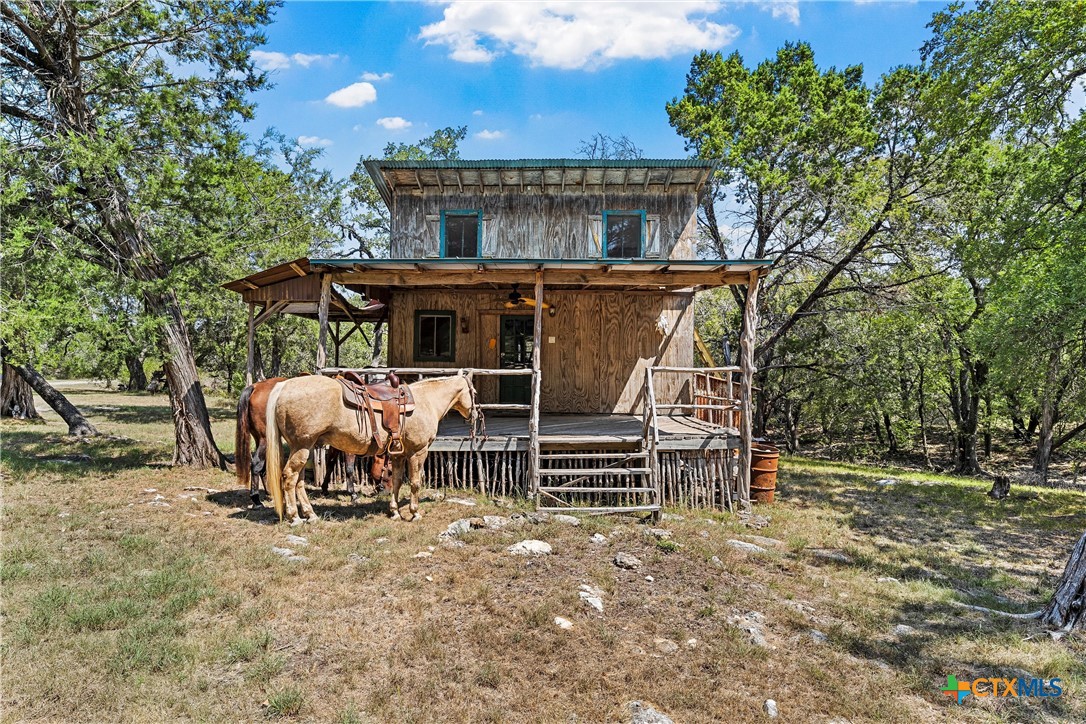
[503,284,551,309]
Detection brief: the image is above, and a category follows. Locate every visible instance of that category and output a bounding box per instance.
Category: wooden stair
[535,446,660,514]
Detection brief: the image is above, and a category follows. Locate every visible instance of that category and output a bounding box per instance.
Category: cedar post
[316,273,332,370]
[333,321,341,367]
[737,269,761,509]
[528,269,544,501]
[245,303,255,387]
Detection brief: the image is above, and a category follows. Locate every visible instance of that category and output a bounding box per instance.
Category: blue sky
[247,1,941,177]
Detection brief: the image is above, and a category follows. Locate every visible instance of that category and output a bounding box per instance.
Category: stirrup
[387,438,405,455]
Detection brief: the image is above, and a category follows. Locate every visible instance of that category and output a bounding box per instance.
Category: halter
[461,370,487,446]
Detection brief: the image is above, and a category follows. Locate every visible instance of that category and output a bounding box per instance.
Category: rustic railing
[319,366,534,412]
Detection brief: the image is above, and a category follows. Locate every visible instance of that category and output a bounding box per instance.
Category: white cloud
[361,71,393,82]
[475,129,505,140]
[419,1,742,70]
[473,109,484,116]
[325,82,378,108]
[758,1,799,25]
[376,116,413,131]
[252,50,341,70]
[297,135,333,147]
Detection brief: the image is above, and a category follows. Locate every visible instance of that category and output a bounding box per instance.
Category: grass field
[2,384,1084,722]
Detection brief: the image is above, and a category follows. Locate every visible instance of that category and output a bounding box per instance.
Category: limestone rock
[764,699,779,718]
[726,539,770,555]
[645,528,672,540]
[590,533,608,545]
[653,638,679,654]
[271,546,294,558]
[551,513,581,526]
[285,534,308,547]
[614,552,643,570]
[742,535,786,549]
[628,701,674,724]
[508,539,552,556]
[554,616,574,630]
[579,584,604,613]
[809,549,853,565]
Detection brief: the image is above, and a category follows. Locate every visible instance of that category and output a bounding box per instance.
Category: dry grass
[2,384,1084,722]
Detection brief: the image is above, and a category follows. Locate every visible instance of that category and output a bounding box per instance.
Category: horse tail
[265,381,287,520]
[236,384,255,490]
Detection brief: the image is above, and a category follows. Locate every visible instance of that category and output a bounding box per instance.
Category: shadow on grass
[81,402,236,426]
[1,429,163,476]
[210,486,392,524]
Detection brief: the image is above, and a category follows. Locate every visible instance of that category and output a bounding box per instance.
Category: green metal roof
[362,158,717,207]
[368,159,715,169]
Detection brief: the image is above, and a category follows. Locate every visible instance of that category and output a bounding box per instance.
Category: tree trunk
[150,290,224,468]
[883,411,898,454]
[125,354,147,391]
[1033,349,1062,484]
[13,363,97,436]
[1040,530,1086,630]
[918,363,931,468]
[1,361,41,419]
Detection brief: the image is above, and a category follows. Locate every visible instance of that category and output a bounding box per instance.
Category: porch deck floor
[433,413,737,451]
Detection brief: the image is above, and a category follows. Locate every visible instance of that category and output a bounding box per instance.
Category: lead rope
[465,372,487,448]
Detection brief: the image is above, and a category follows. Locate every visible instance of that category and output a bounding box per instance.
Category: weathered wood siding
[387,289,693,414]
[389,190,698,260]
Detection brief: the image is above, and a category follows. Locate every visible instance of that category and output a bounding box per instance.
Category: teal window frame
[602,210,646,258]
[414,310,457,362]
[440,209,483,258]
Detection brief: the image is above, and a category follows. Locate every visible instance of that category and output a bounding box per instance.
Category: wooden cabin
[225,159,771,513]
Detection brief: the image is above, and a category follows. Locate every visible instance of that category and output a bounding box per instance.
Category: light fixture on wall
[461,317,469,333]
[548,306,557,317]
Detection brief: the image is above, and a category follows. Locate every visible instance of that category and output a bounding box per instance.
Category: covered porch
[224,257,770,510]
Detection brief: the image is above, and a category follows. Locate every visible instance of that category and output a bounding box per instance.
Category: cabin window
[414,310,456,362]
[603,211,645,258]
[441,210,481,257]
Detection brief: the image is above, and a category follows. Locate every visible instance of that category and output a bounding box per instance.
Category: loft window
[603,211,644,258]
[442,210,481,257]
[414,310,456,362]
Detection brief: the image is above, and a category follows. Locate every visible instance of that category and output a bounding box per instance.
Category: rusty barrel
[750,442,780,504]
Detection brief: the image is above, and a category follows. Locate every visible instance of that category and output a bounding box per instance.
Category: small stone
[419,489,445,502]
[699,531,709,538]
[892,624,917,637]
[285,534,308,546]
[645,528,672,540]
[58,512,70,518]
[285,555,309,563]
[482,515,510,530]
[614,552,643,570]
[526,511,551,524]
[271,546,294,558]
[709,555,724,569]
[628,701,674,724]
[764,699,779,718]
[809,549,853,564]
[590,533,608,545]
[554,616,574,630]
[653,638,679,654]
[447,497,477,507]
[644,575,654,582]
[347,553,368,564]
[809,629,828,644]
[143,488,157,493]
[289,516,306,527]
[508,539,552,556]
[152,494,166,501]
[375,537,389,544]
[440,519,472,538]
[427,545,436,552]
[578,584,605,612]
[685,638,697,648]
[727,539,770,555]
[551,513,581,526]
[413,551,433,558]
[742,535,786,549]
[738,512,771,529]
[660,513,685,521]
[425,575,434,582]
[441,539,466,549]
[874,478,897,487]
[877,576,900,584]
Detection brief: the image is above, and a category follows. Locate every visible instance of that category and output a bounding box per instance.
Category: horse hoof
[290,516,305,527]
[350,494,360,504]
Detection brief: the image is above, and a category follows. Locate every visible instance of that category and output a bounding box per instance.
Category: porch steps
[535,447,659,515]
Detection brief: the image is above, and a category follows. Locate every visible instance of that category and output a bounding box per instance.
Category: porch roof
[308,257,772,291]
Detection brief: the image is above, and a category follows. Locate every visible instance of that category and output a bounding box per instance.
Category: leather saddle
[335,371,416,491]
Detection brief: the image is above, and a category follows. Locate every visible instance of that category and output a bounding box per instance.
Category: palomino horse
[236,377,362,506]
[264,373,477,523]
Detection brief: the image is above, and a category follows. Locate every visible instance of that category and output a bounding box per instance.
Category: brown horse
[264,373,476,523]
[236,377,286,506]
